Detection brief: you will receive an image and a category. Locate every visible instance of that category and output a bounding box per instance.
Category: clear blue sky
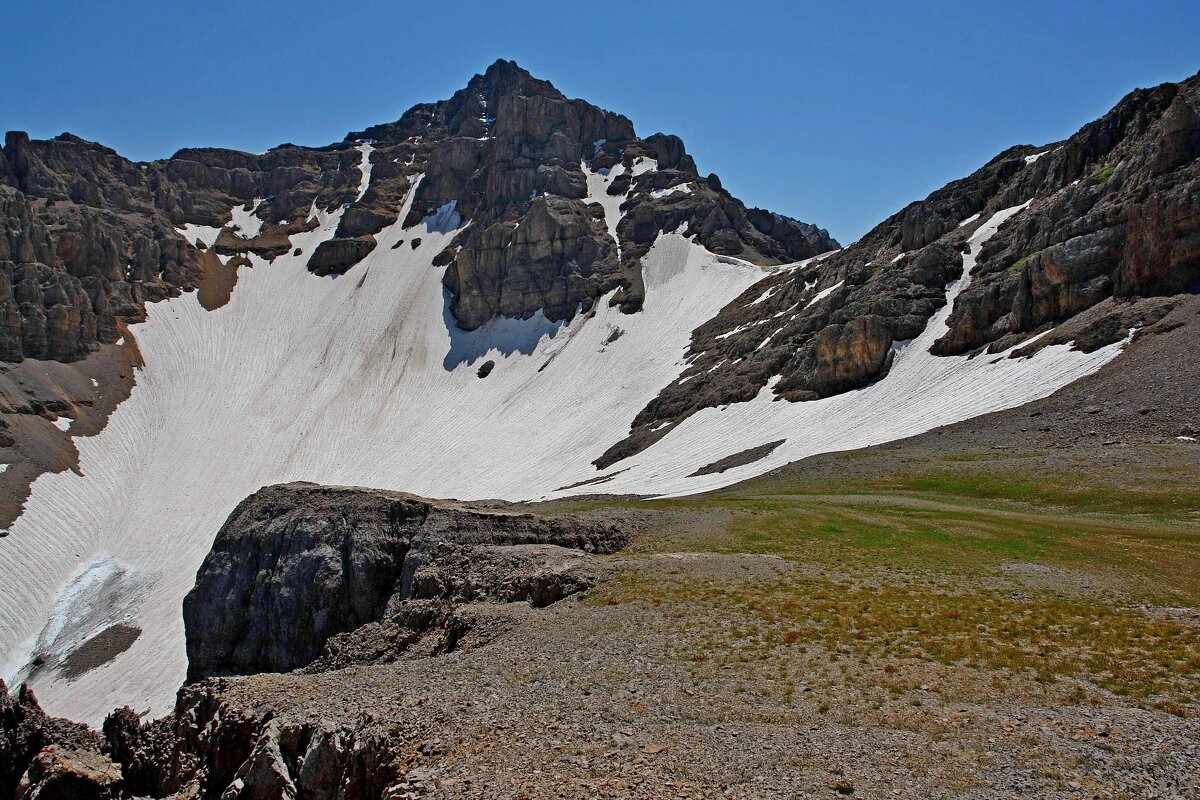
[5,1,1198,243]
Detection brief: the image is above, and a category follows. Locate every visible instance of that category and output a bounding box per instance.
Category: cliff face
[596,70,1200,468]
[0,131,366,362]
[183,482,628,680]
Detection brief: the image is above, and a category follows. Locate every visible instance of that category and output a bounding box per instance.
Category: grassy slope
[542,442,1200,714]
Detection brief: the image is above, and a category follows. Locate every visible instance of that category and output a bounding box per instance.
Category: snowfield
[0,147,1125,723]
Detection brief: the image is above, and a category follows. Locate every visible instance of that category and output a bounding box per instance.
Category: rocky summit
[1,55,1199,800]
[0,59,837,364]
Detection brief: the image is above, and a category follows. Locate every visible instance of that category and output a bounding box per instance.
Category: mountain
[597,72,1200,465]
[0,59,837,360]
[0,59,1197,785]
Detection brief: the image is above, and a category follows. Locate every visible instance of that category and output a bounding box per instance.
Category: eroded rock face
[0,130,366,363]
[105,683,401,800]
[596,69,1200,468]
[443,195,620,326]
[16,745,122,800]
[183,482,628,681]
[1,677,402,800]
[1,681,104,799]
[361,59,838,329]
[933,78,1200,356]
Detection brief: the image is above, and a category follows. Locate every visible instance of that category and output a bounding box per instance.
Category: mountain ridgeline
[0,59,836,364]
[596,70,1200,467]
[1,60,1197,474]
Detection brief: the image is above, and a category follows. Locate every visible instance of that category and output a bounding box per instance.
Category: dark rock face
[360,59,838,329]
[933,78,1200,356]
[596,70,1200,468]
[443,195,620,326]
[0,130,366,363]
[307,236,379,277]
[183,482,627,681]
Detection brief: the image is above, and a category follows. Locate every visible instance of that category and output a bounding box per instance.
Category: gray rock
[182,482,627,680]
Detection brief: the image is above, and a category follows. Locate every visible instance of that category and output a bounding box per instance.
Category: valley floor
[214,430,1200,799]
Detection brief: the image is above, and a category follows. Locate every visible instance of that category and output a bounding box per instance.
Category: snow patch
[651,183,693,200]
[2,554,147,694]
[353,141,373,202]
[807,280,844,307]
[630,157,658,177]
[750,286,780,305]
[229,199,264,239]
[175,224,222,249]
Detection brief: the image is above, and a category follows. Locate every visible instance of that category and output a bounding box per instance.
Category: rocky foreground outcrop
[596,69,1200,468]
[2,677,404,800]
[184,482,627,680]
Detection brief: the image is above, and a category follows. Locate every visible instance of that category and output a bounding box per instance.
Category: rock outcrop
[16,744,123,800]
[1,677,401,800]
[1,681,107,799]
[3,474,632,800]
[596,69,1200,468]
[183,482,628,681]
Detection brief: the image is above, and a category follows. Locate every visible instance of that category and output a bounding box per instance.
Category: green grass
[544,447,1200,605]
[559,442,1200,717]
[1092,164,1116,181]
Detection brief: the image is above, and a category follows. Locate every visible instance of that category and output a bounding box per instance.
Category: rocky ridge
[596,69,1200,468]
[358,59,838,328]
[0,131,367,361]
[0,59,836,367]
